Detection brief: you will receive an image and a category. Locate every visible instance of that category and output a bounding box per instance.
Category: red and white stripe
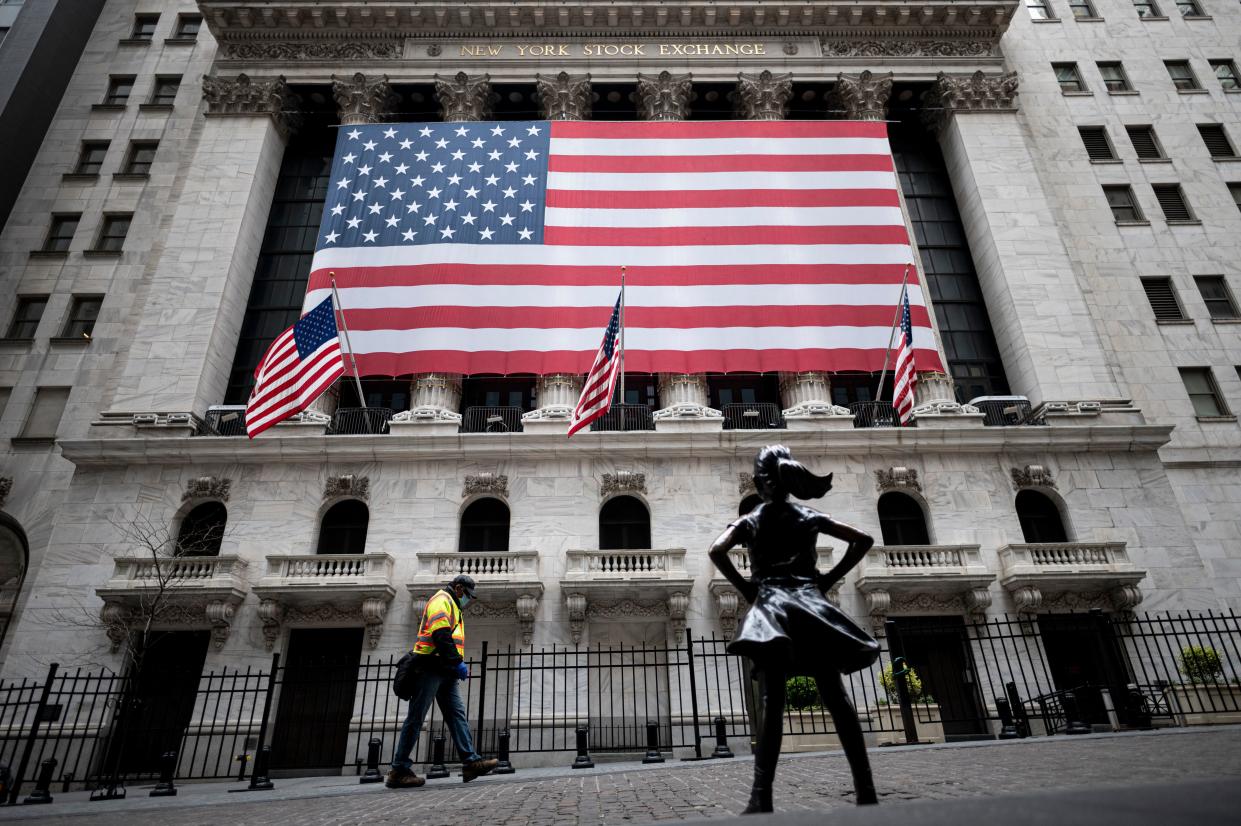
[245,327,345,438]
[567,323,622,439]
[306,120,943,377]
[892,309,917,426]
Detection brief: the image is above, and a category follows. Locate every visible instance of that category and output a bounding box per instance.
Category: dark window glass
[1015,490,1069,543]
[1054,63,1087,92]
[317,500,369,554]
[1166,61,1200,90]
[1152,184,1194,222]
[599,496,651,550]
[461,376,536,411]
[1230,183,1241,214]
[1141,278,1186,321]
[1126,125,1165,159]
[1174,0,1204,16]
[621,373,658,407]
[0,387,10,420]
[94,214,132,251]
[459,498,510,552]
[1198,125,1237,158]
[1195,276,1238,319]
[830,373,878,406]
[20,387,69,439]
[1212,61,1240,91]
[43,214,79,252]
[7,297,47,339]
[707,373,780,407]
[1079,126,1115,160]
[1133,0,1161,16]
[1179,367,1229,416]
[1104,185,1143,222]
[122,141,157,175]
[61,295,102,338]
[177,502,226,556]
[104,76,134,104]
[74,141,109,174]
[131,14,158,39]
[149,76,180,105]
[1098,62,1131,92]
[174,14,201,38]
[877,492,930,546]
[1070,0,1097,15]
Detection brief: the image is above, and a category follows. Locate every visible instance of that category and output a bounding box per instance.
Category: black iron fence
[721,403,786,430]
[330,407,393,435]
[971,398,1045,427]
[590,403,655,432]
[2,610,1238,798]
[460,406,525,434]
[850,401,909,428]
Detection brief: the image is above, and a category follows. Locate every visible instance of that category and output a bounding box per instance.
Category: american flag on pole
[567,292,623,438]
[245,297,346,438]
[305,120,943,376]
[892,287,917,425]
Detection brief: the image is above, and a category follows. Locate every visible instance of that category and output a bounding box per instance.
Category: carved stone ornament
[875,467,921,493]
[636,71,693,121]
[586,599,670,619]
[464,473,508,498]
[738,473,757,496]
[822,39,994,58]
[1011,465,1056,491]
[220,41,401,62]
[565,592,587,645]
[516,593,539,646]
[101,601,129,652]
[435,72,497,122]
[325,474,370,501]
[201,73,300,137]
[427,43,443,57]
[183,476,231,502]
[257,599,284,650]
[668,591,690,639]
[601,471,646,497]
[0,477,12,508]
[715,588,740,636]
[332,72,399,125]
[736,71,793,121]
[830,71,893,121]
[205,600,236,650]
[536,72,592,121]
[923,71,1020,133]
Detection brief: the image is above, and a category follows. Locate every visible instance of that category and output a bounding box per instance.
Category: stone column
[435,71,497,122]
[735,70,792,121]
[924,72,1121,405]
[535,71,592,121]
[829,70,893,121]
[779,372,854,429]
[636,71,693,121]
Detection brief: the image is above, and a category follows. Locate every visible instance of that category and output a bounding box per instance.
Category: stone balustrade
[104,554,249,587]
[998,541,1145,614]
[253,553,396,649]
[856,544,994,633]
[408,551,545,646]
[561,548,694,643]
[564,548,688,579]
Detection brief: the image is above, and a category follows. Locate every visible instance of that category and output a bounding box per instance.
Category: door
[270,627,364,772]
[1038,613,1131,726]
[892,617,989,740]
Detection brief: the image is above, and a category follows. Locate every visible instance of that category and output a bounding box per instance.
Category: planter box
[782,710,842,752]
[870,704,944,746]
[1169,684,1241,726]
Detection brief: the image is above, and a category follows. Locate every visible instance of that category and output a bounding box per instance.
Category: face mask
[459,594,472,608]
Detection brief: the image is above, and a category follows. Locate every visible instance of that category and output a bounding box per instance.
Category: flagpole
[329,272,368,411]
[874,263,912,403]
[619,265,626,433]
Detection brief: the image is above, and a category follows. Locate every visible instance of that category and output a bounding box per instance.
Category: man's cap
[450,574,477,598]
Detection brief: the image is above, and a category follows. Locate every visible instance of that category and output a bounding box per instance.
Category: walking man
[387,574,499,788]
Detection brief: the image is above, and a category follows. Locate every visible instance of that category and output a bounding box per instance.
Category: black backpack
[393,651,418,700]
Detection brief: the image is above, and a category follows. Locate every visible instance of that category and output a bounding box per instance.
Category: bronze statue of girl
[709,445,880,814]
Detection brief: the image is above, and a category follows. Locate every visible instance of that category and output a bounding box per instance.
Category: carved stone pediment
[325,474,370,501]
[1011,465,1056,490]
[875,467,921,493]
[536,72,592,121]
[184,476,231,502]
[464,472,508,498]
[601,471,646,496]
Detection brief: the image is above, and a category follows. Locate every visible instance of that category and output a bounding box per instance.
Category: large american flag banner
[305,120,943,376]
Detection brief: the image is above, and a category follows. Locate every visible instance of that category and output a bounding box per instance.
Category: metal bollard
[1062,691,1092,735]
[996,698,1021,740]
[1125,684,1153,730]
[360,738,384,784]
[23,758,56,805]
[149,751,178,797]
[60,772,74,794]
[248,745,274,790]
[427,735,450,779]
[1005,681,1030,738]
[571,725,594,769]
[710,716,734,759]
[494,731,515,775]
[643,721,664,764]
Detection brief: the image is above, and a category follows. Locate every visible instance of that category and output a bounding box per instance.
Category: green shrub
[879,662,928,703]
[785,676,819,710]
[1179,645,1225,684]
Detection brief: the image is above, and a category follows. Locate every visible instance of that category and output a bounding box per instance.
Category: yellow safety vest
[413,589,465,658]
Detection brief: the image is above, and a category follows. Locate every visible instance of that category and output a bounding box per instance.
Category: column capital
[201,73,300,137]
[636,71,693,121]
[735,71,792,121]
[536,72,593,121]
[922,70,1020,133]
[434,72,497,122]
[830,70,893,121]
[332,72,399,125]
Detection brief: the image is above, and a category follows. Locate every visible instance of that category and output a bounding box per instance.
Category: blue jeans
[391,668,482,771]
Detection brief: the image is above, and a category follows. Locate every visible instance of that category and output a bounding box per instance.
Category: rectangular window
[1098,62,1132,92]
[173,14,201,38]
[1069,0,1097,15]
[1152,184,1195,222]
[0,388,10,422]
[103,76,134,106]
[73,141,109,175]
[1179,368,1230,417]
[1174,0,1204,16]
[1195,276,1239,320]
[1079,126,1116,160]
[1166,60,1201,91]
[1027,0,1055,18]
[122,141,158,175]
[1198,124,1238,159]
[130,14,158,40]
[1230,183,1241,214]
[148,76,180,106]
[19,387,70,440]
[1054,63,1087,92]
[60,295,103,339]
[1133,0,1161,15]
[1212,60,1240,91]
[92,214,132,253]
[42,214,79,252]
[1126,125,1165,160]
[6,296,47,339]
[1104,185,1144,222]
[1141,277,1186,321]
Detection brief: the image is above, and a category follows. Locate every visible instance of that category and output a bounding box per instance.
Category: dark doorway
[1038,613,1131,726]
[877,492,930,545]
[270,627,364,773]
[459,497,510,552]
[114,630,211,776]
[317,500,369,554]
[891,617,989,740]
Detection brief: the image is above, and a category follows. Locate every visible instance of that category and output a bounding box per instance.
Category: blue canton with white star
[900,291,913,348]
[294,297,339,358]
[602,296,621,359]
[316,121,552,250]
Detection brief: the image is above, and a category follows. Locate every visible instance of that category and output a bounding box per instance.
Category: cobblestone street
[1,727,1239,826]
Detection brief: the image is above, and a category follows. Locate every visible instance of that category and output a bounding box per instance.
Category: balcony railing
[998,542,1137,578]
[564,548,688,579]
[100,555,249,592]
[590,403,655,432]
[203,405,247,436]
[722,403,786,430]
[264,554,393,581]
[856,545,993,600]
[330,407,392,435]
[461,406,525,433]
[850,401,911,428]
[413,550,541,581]
[970,396,1046,427]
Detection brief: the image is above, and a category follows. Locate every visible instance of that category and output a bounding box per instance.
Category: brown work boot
[385,768,426,789]
[462,757,498,783]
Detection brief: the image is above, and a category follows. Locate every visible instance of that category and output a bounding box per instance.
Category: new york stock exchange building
[0,0,1239,782]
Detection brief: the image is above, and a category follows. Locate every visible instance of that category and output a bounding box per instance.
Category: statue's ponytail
[754,445,833,501]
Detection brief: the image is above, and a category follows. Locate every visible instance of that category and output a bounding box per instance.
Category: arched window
[176,502,227,556]
[459,498,510,552]
[317,500,369,554]
[738,494,762,517]
[877,492,930,546]
[1015,490,1069,543]
[599,496,651,550]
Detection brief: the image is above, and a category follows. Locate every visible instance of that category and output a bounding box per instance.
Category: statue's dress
[726,500,880,675]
